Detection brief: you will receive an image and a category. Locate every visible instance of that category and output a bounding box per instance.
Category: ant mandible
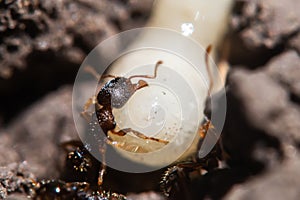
[81,60,169,186]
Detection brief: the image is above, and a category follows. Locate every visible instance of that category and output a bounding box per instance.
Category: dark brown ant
[81,60,169,186]
[32,141,127,200]
[64,141,93,172]
[61,140,100,184]
[33,179,89,200]
[160,144,223,198]
[82,60,168,145]
[33,179,127,200]
[159,45,227,198]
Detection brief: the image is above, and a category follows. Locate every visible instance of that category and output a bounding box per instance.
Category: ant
[159,45,227,198]
[81,61,169,186]
[33,176,126,200]
[61,140,99,184]
[32,141,127,200]
[33,179,89,200]
[82,60,168,144]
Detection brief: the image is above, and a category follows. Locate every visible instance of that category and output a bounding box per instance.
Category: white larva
[105,0,233,168]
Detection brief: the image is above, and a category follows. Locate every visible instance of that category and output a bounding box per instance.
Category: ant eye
[169,173,177,181]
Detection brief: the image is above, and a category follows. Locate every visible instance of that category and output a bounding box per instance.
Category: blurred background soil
[0,0,300,199]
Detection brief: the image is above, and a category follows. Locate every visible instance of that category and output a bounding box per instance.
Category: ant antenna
[129,60,163,81]
[84,66,101,80]
[205,45,213,97]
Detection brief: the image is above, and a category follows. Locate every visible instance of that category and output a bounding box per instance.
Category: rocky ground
[0,0,300,199]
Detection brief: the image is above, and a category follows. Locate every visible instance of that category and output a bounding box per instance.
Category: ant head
[96,60,161,108]
[66,148,92,172]
[97,77,136,108]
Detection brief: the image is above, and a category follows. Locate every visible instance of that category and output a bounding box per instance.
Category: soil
[0,0,300,199]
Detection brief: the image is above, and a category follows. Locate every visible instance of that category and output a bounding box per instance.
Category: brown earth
[0,0,300,199]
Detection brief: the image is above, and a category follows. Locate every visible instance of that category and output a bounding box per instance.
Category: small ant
[33,179,89,200]
[82,60,169,144]
[33,180,127,200]
[63,140,92,172]
[32,141,127,200]
[81,61,169,186]
[160,144,223,198]
[33,178,126,200]
[61,140,100,184]
[159,45,226,198]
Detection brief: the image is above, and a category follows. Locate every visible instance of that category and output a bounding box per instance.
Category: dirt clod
[0,162,36,199]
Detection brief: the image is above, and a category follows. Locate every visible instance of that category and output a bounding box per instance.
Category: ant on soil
[159,45,227,199]
[32,141,126,200]
[33,175,126,200]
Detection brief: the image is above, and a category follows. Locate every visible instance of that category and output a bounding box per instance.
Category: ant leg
[80,95,100,121]
[84,66,101,80]
[217,136,231,161]
[111,128,169,144]
[65,182,90,192]
[61,140,83,153]
[128,60,163,80]
[198,45,214,139]
[205,45,214,97]
[104,136,125,148]
[84,66,117,80]
[198,118,212,139]
[97,136,128,186]
[218,61,229,85]
[101,74,117,79]
[218,37,230,84]
[97,144,106,186]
